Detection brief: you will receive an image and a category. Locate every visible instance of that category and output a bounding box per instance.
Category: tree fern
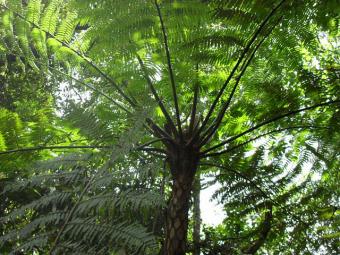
[1,0,339,254]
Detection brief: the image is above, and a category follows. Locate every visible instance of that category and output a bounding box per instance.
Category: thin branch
[202,125,328,158]
[6,50,160,142]
[0,145,110,155]
[0,139,167,156]
[202,99,340,155]
[154,0,183,140]
[195,0,287,138]
[189,64,200,135]
[9,46,162,146]
[137,54,178,136]
[199,17,282,147]
[1,3,136,107]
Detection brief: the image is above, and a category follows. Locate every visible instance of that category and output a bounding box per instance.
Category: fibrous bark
[164,142,199,255]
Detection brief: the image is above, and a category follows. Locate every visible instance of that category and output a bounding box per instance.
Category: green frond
[40,0,62,34]
[0,0,89,76]
[31,27,48,59]
[1,192,72,223]
[62,219,157,254]
[0,132,6,151]
[26,0,42,24]
[55,11,78,44]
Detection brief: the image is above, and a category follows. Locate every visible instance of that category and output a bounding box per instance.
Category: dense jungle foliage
[0,0,339,254]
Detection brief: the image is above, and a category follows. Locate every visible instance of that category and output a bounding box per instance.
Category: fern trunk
[164,145,199,255]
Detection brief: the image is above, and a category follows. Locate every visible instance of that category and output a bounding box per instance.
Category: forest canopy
[0,0,339,254]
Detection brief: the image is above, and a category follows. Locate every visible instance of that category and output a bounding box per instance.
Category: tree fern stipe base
[164,139,199,254]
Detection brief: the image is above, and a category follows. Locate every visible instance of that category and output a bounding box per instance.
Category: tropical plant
[0,0,339,254]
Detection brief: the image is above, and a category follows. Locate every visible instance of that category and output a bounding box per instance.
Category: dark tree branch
[137,54,178,136]
[146,118,174,142]
[4,35,166,151]
[202,125,327,158]
[0,145,111,155]
[189,64,200,136]
[154,0,183,140]
[5,47,134,116]
[195,0,287,139]
[199,17,283,147]
[202,100,340,155]
[4,48,136,117]
[0,138,166,156]
[1,3,136,107]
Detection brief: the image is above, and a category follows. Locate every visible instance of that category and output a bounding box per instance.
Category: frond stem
[194,0,287,140]
[201,99,340,155]
[0,140,167,156]
[201,125,328,157]
[198,17,283,147]
[154,0,183,140]
[0,145,111,155]
[146,118,175,142]
[189,64,200,135]
[137,54,178,136]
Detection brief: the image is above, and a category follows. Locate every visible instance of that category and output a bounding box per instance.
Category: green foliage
[0,0,91,74]
[1,118,164,254]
